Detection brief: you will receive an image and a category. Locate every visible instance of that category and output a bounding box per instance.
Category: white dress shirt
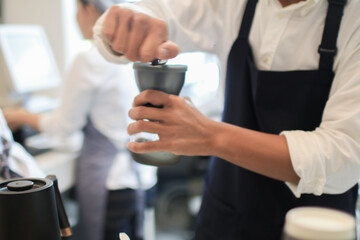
[39,45,157,190]
[0,109,44,181]
[93,0,360,197]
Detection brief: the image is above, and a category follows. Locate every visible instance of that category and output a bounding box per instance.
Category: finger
[128,105,167,122]
[156,41,180,60]
[132,90,170,107]
[110,9,134,54]
[103,6,122,43]
[127,140,165,154]
[127,120,165,136]
[126,13,150,61]
[138,20,169,62]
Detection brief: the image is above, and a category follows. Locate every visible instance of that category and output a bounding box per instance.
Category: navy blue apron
[195,0,358,239]
[76,120,118,240]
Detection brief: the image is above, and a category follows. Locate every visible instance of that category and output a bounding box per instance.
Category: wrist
[22,110,40,130]
[206,120,225,157]
[17,110,30,125]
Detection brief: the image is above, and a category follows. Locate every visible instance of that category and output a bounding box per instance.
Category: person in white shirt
[92,0,360,239]
[3,0,157,240]
[0,109,44,181]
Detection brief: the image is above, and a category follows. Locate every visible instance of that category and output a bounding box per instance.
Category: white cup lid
[119,232,130,240]
[284,207,355,239]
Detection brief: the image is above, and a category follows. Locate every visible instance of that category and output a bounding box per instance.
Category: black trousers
[104,186,157,240]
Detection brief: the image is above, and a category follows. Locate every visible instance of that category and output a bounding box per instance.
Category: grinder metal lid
[133,62,187,72]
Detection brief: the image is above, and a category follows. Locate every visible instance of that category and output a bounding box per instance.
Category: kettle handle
[46,175,72,238]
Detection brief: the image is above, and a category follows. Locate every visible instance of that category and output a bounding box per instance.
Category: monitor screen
[0,24,61,94]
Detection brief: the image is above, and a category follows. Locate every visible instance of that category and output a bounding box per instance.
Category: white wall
[2,0,83,79]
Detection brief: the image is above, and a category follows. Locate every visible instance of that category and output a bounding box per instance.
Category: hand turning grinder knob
[130,61,188,166]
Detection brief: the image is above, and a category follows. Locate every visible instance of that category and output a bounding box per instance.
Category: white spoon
[119,232,130,240]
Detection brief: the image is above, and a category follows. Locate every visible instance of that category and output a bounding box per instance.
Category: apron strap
[318,0,347,71]
[238,0,258,40]
[222,0,258,126]
[238,0,347,71]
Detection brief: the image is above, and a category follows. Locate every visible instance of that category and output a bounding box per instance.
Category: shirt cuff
[93,36,130,64]
[38,113,68,138]
[281,130,326,197]
[38,113,53,134]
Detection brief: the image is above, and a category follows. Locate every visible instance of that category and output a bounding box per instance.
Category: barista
[93,0,360,239]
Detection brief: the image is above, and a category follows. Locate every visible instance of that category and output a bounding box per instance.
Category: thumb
[156,41,180,60]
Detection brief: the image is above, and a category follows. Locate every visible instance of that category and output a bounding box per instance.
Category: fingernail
[159,47,169,59]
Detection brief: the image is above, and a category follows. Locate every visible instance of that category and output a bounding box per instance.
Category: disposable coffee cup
[282,207,355,240]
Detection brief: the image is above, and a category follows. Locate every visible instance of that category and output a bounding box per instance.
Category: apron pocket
[195,191,239,239]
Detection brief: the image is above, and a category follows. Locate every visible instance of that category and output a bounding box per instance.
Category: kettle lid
[0,178,52,194]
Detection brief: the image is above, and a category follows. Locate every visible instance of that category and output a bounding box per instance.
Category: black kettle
[0,175,72,240]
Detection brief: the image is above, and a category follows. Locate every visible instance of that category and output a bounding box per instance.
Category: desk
[35,150,79,193]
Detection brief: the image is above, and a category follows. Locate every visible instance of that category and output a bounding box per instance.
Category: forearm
[209,121,299,183]
[3,108,41,132]
[128,90,298,183]
[22,112,41,131]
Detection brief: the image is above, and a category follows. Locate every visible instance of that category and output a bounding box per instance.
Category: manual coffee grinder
[130,60,187,166]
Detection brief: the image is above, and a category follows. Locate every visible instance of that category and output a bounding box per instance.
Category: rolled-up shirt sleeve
[93,4,140,64]
[93,0,239,64]
[38,53,95,138]
[283,28,360,197]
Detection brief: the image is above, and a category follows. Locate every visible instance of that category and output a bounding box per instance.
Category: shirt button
[277,12,285,19]
[262,55,269,64]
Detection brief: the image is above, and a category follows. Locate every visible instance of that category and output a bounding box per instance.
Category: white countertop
[35,150,78,193]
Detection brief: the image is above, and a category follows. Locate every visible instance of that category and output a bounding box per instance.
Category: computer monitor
[0,24,61,109]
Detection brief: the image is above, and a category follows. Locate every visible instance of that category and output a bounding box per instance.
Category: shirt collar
[264,0,321,16]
